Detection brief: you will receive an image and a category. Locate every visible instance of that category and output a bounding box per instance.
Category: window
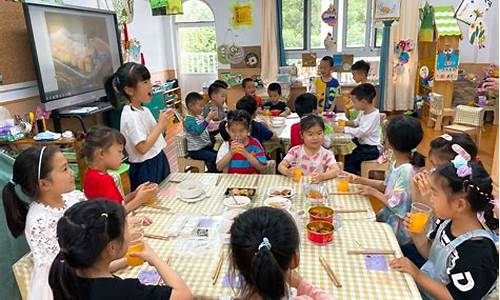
[282,0,304,50]
[175,0,217,73]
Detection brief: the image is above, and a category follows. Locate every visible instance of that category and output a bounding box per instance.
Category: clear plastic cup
[408,202,432,233]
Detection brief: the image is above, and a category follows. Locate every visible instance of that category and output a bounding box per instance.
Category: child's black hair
[81,126,125,163]
[351,60,371,75]
[208,82,227,98]
[267,83,282,95]
[185,91,204,109]
[434,162,498,230]
[385,115,425,168]
[300,114,325,132]
[430,133,478,165]
[242,78,255,88]
[104,62,151,109]
[321,56,334,67]
[350,83,376,103]
[49,200,126,300]
[2,146,61,237]
[213,79,229,89]
[236,96,258,116]
[230,207,300,300]
[227,109,251,130]
[294,93,318,117]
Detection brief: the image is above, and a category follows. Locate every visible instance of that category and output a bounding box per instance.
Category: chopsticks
[215,175,223,187]
[329,191,359,195]
[335,209,368,213]
[319,257,341,288]
[168,179,183,183]
[253,176,259,187]
[347,249,395,255]
[144,233,170,241]
[145,204,170,211]
[212,251,225,285]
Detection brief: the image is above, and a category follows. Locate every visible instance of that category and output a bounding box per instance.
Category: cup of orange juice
[336,174,349,192]
[408,202,432,233]
[290,162,302,182]
[146,198,157,205]
[126,234,145,266]
[338,120,346,127]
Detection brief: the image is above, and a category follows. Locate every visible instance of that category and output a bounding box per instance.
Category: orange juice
[292,167,302,182]
[126,241,145,266]
[337,179,349,192]
[408,212,430,233]
[369,196,385,213]
[146,198,157,205]
[338,120,346,127]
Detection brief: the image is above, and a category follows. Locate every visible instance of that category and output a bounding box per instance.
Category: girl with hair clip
[49,200,192,300]
[2,146,85,300]
[229,207,333,300]
[391,145,498,300]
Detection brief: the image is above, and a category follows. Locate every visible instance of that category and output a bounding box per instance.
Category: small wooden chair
[12,253,33,300]
[427,93,455,131]
[175,133,206,173]
[443,105,485,148]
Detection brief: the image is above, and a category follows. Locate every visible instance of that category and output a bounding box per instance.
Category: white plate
[223,196,251,208]
[177,191,208,203]
[264,196,292,210]
[267,186,295,198]
[177,180,204,199]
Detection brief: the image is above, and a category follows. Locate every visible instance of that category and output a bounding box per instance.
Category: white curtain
[384,0,421,111]
[260,0,279,85]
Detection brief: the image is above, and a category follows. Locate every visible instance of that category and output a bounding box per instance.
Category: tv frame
[23,1,123,111]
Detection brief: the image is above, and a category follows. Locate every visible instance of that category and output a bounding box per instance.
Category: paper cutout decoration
[419,66,430,79]
[113,0,134,23]
[226,45,245,64]
[469,20,487,48]
[454,0,493,25]
[231,1,253,29]
[231,46,260,69]
[332,54,354,72]
[419,3,434,42]
[374,0,401,20]
[302,53,318,67]
[150,0,183,16]
[321,4,337,26]
[324,33,336,55]
[217,45,231,64]
[435,48,459,81]
[395,40,415,65]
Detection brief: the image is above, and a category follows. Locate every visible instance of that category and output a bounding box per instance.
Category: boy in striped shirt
[216,110,267,174]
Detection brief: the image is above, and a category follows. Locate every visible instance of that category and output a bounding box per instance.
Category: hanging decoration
[374,0,401,20]
[231,0,253,29]
[435,48,460,81]
[419,65,430,79]
[321,4,337,26]
[419,2,434,42]
[393,39,414,75]
[231,46,261,69]
[112,0,134,24]
[150,0,183,16]
[454,0,492,25]
[218,29,245,65]
[468,19,487,48]
[323,33,336,55]
[121,24,143,64]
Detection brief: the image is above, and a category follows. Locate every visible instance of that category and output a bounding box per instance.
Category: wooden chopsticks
[334,209,368,213]
[329,191,359,195]
[212,251,225,285]
[319,256,341,288]
[347,249,396,255]
[215,175,223,187]
[144,233,170,241]
[145,204,170,211]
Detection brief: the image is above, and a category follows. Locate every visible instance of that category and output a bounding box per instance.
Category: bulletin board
[0,2,37,85]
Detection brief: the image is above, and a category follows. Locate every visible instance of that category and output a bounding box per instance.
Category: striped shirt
[183,115,212,151]
[216,137,267,174]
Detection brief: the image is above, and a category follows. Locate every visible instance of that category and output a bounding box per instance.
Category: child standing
[279,115,340,183]
[311,56,340,113]
[230,207,333,300]
[202,81,228,133]
[216,110,267,174]
[263,83,291,117]
[334,83,381,175]
[82,126,158,212]
[184,92,218,172]
[391,161,498,300]
[2,146,85,300]
[49,200,192,300]
[104,62,171,190]
[350,116,426,246]
[242,77,263,108]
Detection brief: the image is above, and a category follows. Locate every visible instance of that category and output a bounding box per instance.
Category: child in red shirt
[242,77,263,108]
[82,126,158,212]
[291,93,318,147]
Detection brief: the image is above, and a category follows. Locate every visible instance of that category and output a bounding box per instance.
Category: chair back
[12,253,33,300]
[454,105,485,127]
[175,132,189,158]
[429,93,444,115]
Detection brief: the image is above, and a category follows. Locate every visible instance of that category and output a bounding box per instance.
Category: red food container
[309,206,334,223]
[271,109,281,117]
[307,221,334,245]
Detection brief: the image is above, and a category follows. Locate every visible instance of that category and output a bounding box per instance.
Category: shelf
[163,87,180,94]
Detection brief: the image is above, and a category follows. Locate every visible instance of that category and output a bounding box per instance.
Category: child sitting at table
[279,115,340,183]
[334,83,381,175]
[184,92,219,172]
[346,60,372,120]
[311,56,340,113]
[202,81,228,135]
[263,82,291,117]
[391,160,498,300]
[49,200,192,300]
[230,207,334,300]
[242,77,263,108]
[350,116,425,246]
[216,110,267,174]
[82,126,159,212]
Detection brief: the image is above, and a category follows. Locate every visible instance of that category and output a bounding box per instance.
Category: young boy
[216,110,267,174]
[347,60,371,120]
[311,56,341,113]
[202,81,228,134]
[242,77,263,108]
[333,83,380,175]
[184,92,218,172]
[263,83,291,117]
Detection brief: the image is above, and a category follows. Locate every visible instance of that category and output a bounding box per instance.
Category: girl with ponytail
[49,200,191,300]
[391,149,498,300]
[2,146,84,300]
[229,207,333,300]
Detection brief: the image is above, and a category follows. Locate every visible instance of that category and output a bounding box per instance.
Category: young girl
[391,160,498,300]
[49,199,192,300]
[82,126,159,212]
[216,110,267,174]
[2,146,85,300]
[350,116,426,246]
[278,114,340,183]
[104,62,171,190]
[230,207,333,299]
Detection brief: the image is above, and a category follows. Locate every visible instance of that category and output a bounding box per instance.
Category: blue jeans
[188,146,218,172]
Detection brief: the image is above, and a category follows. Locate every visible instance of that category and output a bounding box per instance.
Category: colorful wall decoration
[231,46,261,69]
[374,0,401,20]
[302,53,317,67]
[150,0,183,16]
[332,54,354,72]
[231,1,253,29]
[321,4,337,26]
[435,48,459,81]
[454,0,493,25]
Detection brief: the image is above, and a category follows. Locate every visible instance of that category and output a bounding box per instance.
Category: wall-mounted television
[23,2,122,111]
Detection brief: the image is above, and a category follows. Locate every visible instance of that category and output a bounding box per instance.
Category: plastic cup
[290,162,302,182]
[126,234,145,266]
[408,202,432,233]
[336,174,350,192]
[338,120,346,127]
[146,198,157,205]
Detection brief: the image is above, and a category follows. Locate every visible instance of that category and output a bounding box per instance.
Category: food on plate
[307,190,324,199]
[307,221,334,234]
[270,188,292,197]
[229,188,255,197]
